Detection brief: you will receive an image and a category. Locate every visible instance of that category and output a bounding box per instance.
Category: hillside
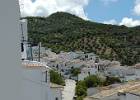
[26,12,140,65]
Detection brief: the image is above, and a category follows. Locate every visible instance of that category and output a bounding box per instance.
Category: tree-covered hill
[26,12,140,65]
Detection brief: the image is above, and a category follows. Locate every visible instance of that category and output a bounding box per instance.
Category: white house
[78,52,97,61]
[106,65,136,81]
[22,60,64,100]
[22,60,52,100]
[78,67,98,81]
[58,51,79,60]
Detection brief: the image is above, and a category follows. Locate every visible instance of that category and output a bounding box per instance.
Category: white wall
[78,73,89,81]
[78,67,98,81]
[20,19,28,41]
[22,68,51,100]
[51,88,63,100]
[0,0,21,100]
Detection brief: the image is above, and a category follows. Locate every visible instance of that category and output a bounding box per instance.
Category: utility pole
[28,42,33,61]
[30,44,33,61]
[38,42,41,62]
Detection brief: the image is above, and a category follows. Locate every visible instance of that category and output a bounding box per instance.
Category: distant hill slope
[26,12,140,65]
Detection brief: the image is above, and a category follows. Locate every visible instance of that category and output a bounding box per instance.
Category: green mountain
[26,12,140,65]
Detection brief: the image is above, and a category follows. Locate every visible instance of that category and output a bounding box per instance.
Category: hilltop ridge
[26,12,140,65]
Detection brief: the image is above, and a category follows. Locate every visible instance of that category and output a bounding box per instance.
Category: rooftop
[86,81,140,100]
[22,60,51,70]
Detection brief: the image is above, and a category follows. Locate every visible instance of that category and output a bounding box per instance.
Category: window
[88,72,90,75]
[21,43,24,52]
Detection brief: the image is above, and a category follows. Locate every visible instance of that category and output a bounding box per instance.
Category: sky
[19,0,140,27]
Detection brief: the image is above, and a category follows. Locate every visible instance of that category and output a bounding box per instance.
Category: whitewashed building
[78,52,97,61]
[22,60,52,100]
[78,64,98,81]
[106,66,135,76]
[22,60,64,100]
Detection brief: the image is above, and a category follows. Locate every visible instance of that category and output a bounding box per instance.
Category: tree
[76,81,87,97]
[71,68,81,76]
[50,70,65,86]
[103,76,121,86]
[84,75,103,88]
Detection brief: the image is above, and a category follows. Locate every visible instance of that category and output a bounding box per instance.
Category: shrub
[50,70,65,86]
[103,76,121,86]
[76,81,87,97]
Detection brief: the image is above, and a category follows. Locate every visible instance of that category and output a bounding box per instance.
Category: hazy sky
[19,0,140,27]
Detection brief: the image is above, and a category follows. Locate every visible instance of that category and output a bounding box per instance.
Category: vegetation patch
[50,70,65,86]
[75,75,121,100]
